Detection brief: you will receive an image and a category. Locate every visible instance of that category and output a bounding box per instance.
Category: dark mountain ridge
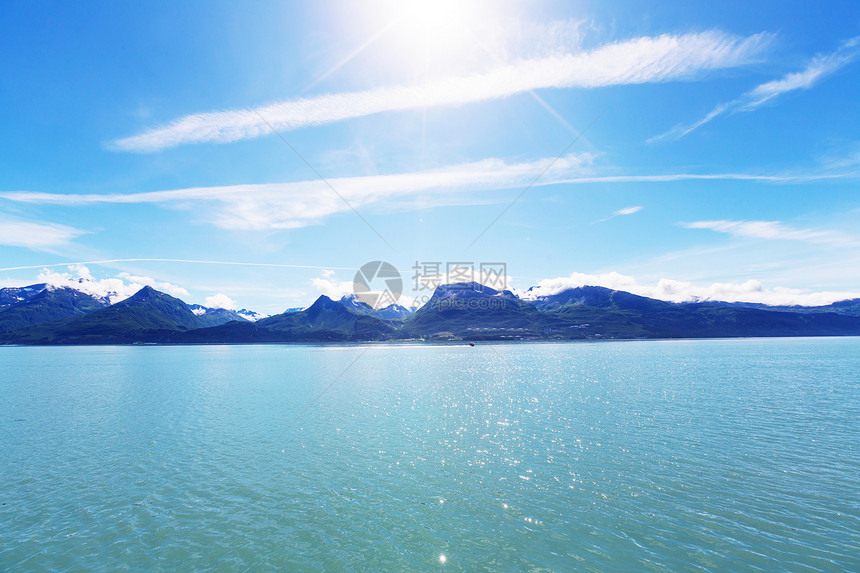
[3,286,208,344]
[256,295,395,340]
[170,295,396,343]
[2,282,860,345]
[694,298,860,317]
[0,283,48,307]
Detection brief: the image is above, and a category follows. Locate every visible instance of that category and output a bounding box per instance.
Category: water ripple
[1,339,859,571]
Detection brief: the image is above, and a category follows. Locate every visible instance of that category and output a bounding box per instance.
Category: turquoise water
[1,339,858,571]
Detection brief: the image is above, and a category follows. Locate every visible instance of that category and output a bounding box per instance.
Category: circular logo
[353,261,402,309]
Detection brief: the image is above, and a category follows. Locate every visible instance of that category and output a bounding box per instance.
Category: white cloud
[0,216,86,249]
[311,276,355,300]
[36,265,189,304]
[615,206,643,216]
[204,293,237,310]
[521,270,860,306]
[596,205,643,223]
[651,35,860,141]
[117,272,190,299]
[684,220,855,246]
[110,31,770,152]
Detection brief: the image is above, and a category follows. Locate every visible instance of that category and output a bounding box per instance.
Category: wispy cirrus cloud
[651,36,860,142]
[111,31,771,152]
[557,172,853,184]
[0,216,86,250]
[4,155,857,232]
[684,219,857,246]
[614,206,643,216]
[1,154,598,230]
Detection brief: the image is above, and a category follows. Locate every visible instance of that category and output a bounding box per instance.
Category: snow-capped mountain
[186,303,253,326]
[375,303,414,319]
[338,294,415,319]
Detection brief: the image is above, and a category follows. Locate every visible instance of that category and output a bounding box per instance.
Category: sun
[383,0,487,70]
[398,0,465,32]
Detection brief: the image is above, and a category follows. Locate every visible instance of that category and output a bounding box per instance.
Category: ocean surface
[1,338,858,572]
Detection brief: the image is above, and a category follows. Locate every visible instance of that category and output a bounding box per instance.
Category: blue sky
[1,0,859,313]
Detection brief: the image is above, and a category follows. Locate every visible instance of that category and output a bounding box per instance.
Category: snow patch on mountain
[236,308,267,321]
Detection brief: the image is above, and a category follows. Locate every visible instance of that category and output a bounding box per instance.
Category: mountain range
[1,281,860,345]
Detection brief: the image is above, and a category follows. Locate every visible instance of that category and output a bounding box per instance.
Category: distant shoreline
[4,334,859,349]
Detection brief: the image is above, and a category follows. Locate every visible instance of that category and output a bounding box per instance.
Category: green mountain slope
[401,282,545,339]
